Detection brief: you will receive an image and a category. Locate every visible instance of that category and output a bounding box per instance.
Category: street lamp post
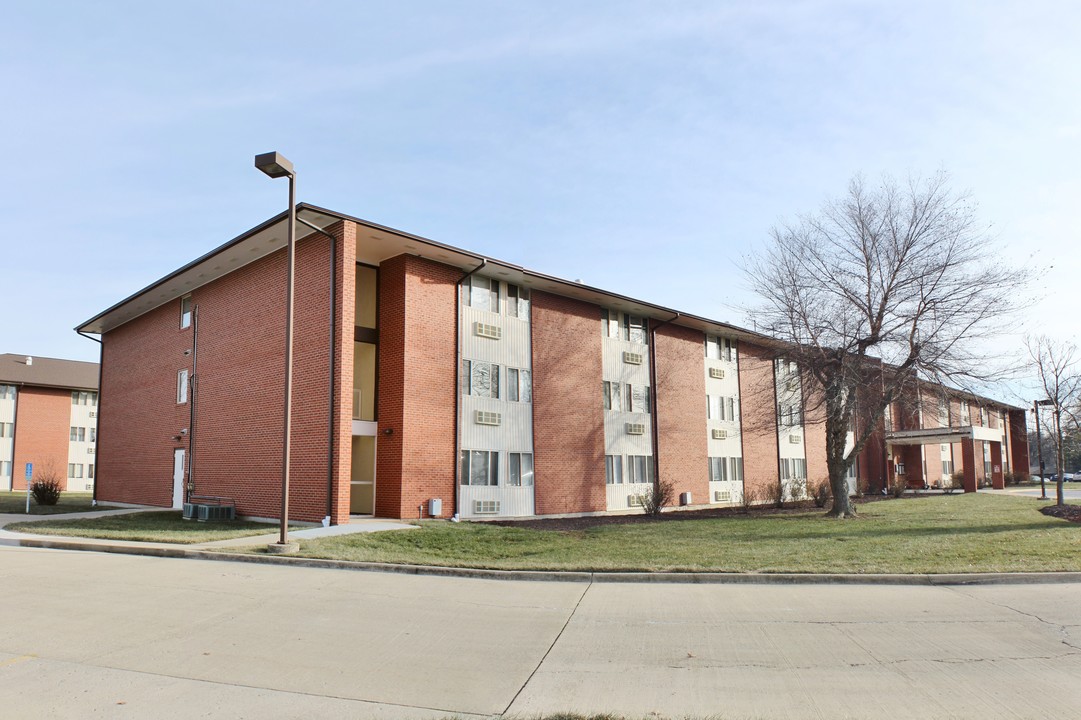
[255,152,298,553]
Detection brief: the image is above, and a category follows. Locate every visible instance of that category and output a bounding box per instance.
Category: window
[603,381,623,411]
[462,360,500,399]
[724,338,736,362]
[506,368,532,403]
[79,391,89,405]
[0,385,14,400]
[625,315,648,344]
[942,460,954,476]
[0,422,11,438]
[507,284,530,320]
[68,463,83,479]
[0,461,10,477]
[846,461,857,480]
[601,309,622,339]
[72,391,79,405]
[180,295,193,329]
[709,457,727,483]
[88,465,95,479]
[177,369,189,404]
[780,458,807,480]
[707,395,737,421]
[626,384,650,413]
[90,392,97,407]
[628,455,653,484]
[90,428,96,443]
[70,426,78,441]
[705,335,721,360]
[460,450,498,486]
[960,400,970,425]
[508,453,534,486]
[462,276,499,312]
[77,427,86,442]
[605,455,623,484]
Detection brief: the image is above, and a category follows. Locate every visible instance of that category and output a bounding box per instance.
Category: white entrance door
[172,449,185,509]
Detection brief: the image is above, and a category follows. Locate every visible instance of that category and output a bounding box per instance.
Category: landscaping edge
[5,535,1081,586]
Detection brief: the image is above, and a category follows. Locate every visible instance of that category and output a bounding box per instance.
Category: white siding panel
[606,482,653,511]
[603,411,653,456]
[461,485,534,518]
[708,480,743,505]
[602,337,651,384]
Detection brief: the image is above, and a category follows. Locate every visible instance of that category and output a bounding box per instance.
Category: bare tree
[746,173,1026,517]
[1026,335,1081,506]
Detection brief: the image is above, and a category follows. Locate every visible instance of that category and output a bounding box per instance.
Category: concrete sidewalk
[0,507,417,552]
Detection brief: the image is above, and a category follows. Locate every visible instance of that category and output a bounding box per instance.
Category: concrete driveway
[1,546,1079,719]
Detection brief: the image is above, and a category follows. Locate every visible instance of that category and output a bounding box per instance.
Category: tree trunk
[823,382,856,518]
[1056,409,1065,507]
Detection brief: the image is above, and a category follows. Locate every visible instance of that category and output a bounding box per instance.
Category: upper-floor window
[708,395,737,422]
[462,360,499,399]
[603,381,623,411]
[601,309,648,344]
[0,385,15,400]
[462,276,499,313]
[960,400,970,425]
[506,368,532,403]
[778,403,802,427]
[939,400,949,425]
[180,295,193,329]
[780,458,807,480]
[0,422,13,438]
[507,284,530,320]
[705,335,736,361]
[90,428,96,443]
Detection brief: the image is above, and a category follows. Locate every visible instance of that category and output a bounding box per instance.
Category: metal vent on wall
[708,367,725,379]
[474,500,500,514]
[711,428,727,440]
[714,490,731,503]
[626,422,646,435]
[622,351,644,365]
[475,410,502,426]
[473,322,502,340]
[789,434,802,444]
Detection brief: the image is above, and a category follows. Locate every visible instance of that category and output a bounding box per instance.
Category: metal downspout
[187,306,198,502]
[648,313,680,497]
[454,258,488,520]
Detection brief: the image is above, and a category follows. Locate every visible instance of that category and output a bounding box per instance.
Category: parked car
[1065,473,1076,482]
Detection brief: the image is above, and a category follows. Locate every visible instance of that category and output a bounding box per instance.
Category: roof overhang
[886,425,1004,446]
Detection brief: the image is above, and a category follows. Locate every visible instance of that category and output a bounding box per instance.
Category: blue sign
[24,463,32,481]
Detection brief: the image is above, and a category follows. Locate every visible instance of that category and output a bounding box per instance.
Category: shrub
[739,485,757,513]
[640,480,674,516]
[889,473,908,498]
[30,470,64,506]
[944,470,964,495]
[760,481,783,509]
[811,479,831,508]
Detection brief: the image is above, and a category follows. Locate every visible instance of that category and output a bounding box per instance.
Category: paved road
[2,547,1079,719]
[989,485,1081,501]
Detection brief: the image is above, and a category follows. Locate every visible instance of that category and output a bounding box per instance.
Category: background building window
[177,370,189,404]
[507,284,530,320]
[462,276,499,312]
[180,295,193,329]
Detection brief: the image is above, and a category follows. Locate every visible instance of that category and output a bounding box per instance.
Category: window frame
[177,369,189,405]
[508,452,534,487]
[180,295,193,329]
[459,449,499,486]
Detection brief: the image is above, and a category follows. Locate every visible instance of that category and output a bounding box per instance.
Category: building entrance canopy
[885,425,1002,446]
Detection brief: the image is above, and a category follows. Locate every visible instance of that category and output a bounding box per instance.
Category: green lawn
[0,491,113,515]
[282,494,1080,574]
[6,510,302,544]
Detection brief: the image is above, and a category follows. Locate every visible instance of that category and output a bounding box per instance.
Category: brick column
[961,437,977,493]
[990,442,1004,490]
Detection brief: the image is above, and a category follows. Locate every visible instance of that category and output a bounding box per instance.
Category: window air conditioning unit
[473,322,502,340]
[87,447,95,454]
[789,435,802,444]
[475,410,502,426]
[714,490,731,503]
[711,428,727,440]
[708,367,725,379]
[628,494,644,507]
[89,411,96,418]
[622,351,644,365]
[625,422,646,435]
[473,499,500,514]
[85,483,94,492]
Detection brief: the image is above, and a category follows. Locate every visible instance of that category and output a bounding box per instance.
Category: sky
[2,0,1078,404]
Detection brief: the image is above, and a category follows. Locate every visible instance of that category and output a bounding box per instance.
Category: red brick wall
[376,254,459,519]
[98,226,343,522]
[12,387,71,491]
[654,324,708,503]
[1008,409,1029,475]
[736,341,779,501]
[532,291,606,515]
[330,223,356,524]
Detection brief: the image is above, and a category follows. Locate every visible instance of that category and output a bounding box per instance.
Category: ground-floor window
[67,463,83,479]
[460,450,498,486]
[627,455,653,484]
[605,455,623,484]
[780,458,807,480]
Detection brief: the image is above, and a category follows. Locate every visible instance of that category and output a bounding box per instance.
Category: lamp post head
[254,151,294,179]
[1036,399,1055,407]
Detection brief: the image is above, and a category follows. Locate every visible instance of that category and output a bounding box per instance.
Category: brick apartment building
[76,206,1029,523]
[0,354,100,492]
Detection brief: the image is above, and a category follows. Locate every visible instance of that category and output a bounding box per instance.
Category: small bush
[812,479,831,508]
[739,485,757,513]
[944,470,964,494]
[760,481,783,509]
[31,479,63,506]
[888,473,909,498]
[640,480,674,516]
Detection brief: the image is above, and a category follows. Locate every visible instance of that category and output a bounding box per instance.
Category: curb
[6,535,1081,586]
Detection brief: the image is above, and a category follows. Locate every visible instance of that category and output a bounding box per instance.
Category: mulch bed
[1040,504,1081,524]
[488,494,897,532]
